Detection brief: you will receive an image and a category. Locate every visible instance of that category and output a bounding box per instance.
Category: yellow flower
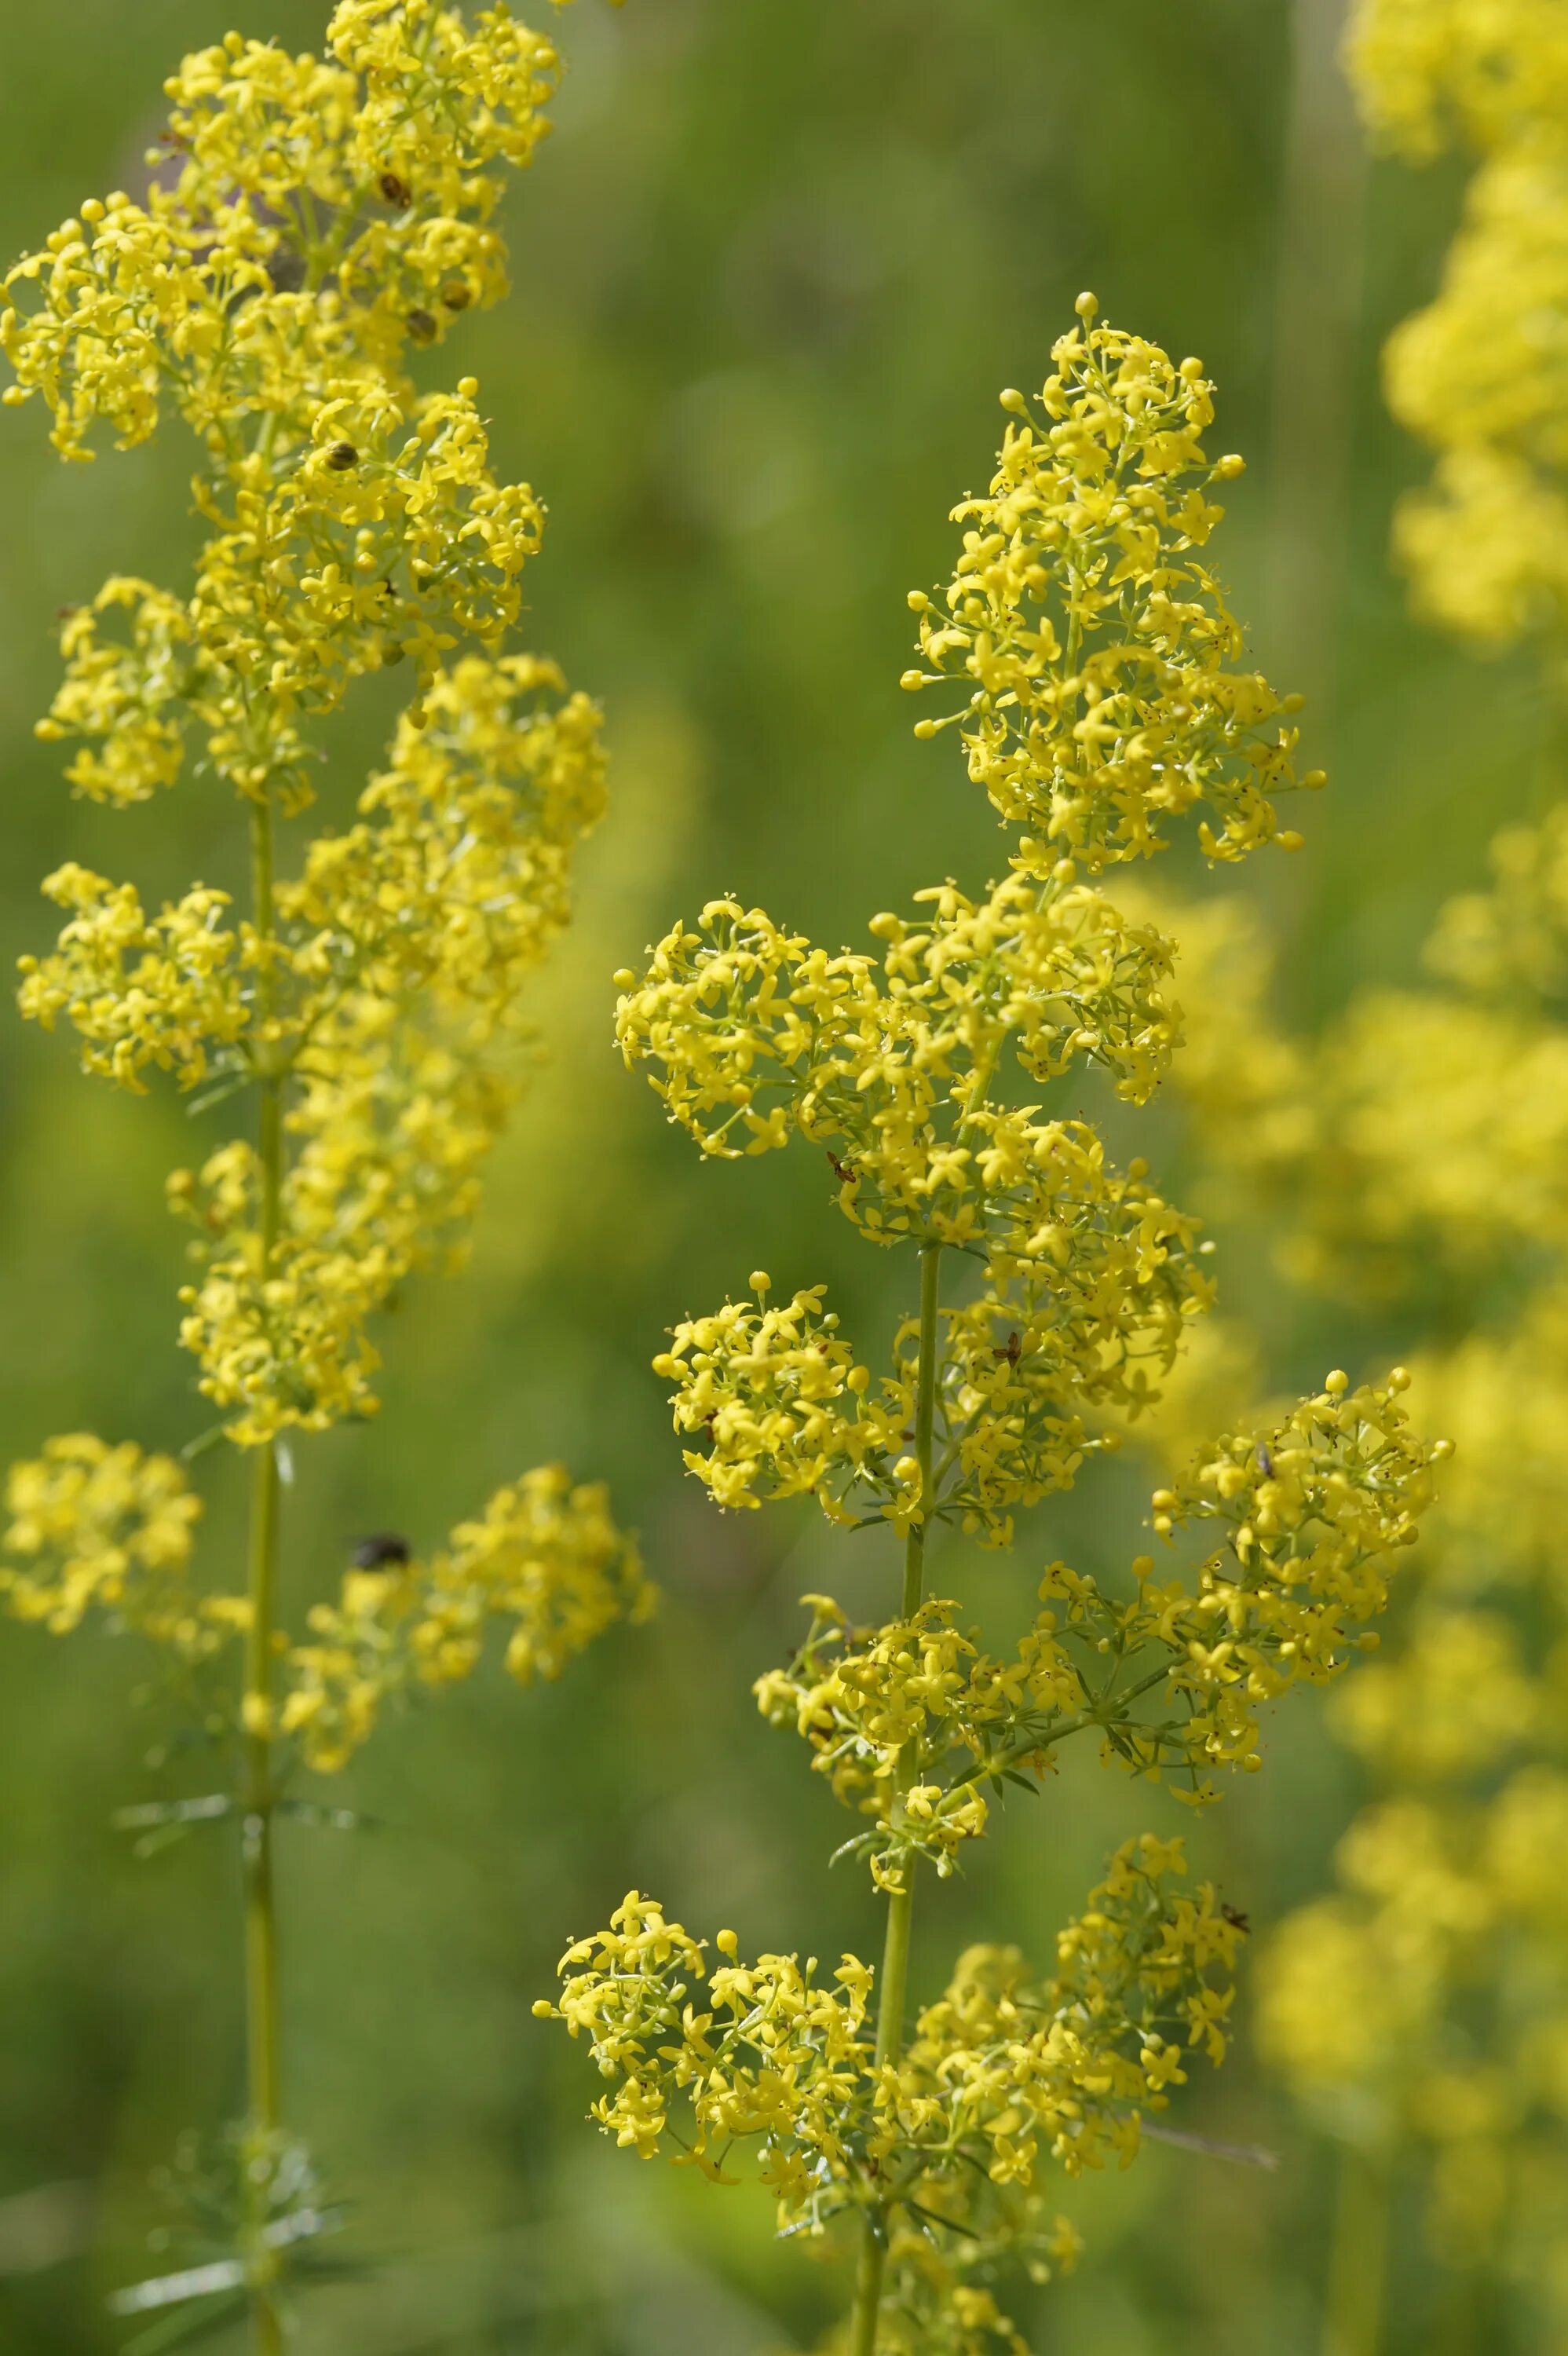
[0,1434,217,1653]
[538,1838,1239,2236]
[902,298,1319,869]
[283,1465,650,1771]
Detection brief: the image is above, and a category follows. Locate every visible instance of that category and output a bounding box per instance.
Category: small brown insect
[440,280,472,313]
[406,306,438,346]
[324,441,358,471]
[826,1151,858,1185]
[992,1330,1022,1366]
[353,1532,411,1569]
[1220,1902,1251,1934]
[378,170,411,208]
[265,247,306,295]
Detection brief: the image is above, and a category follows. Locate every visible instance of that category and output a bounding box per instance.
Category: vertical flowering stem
[849,1235,943,2356]
[242,791,284,2356]
[1321,2138,1391,2356]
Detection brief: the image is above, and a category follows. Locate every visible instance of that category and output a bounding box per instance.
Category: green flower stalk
[0,5,648,2346]
[539,300,1446,2353]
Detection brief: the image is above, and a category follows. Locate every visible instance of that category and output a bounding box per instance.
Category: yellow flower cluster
[1150,767,1568,2302]
[656,1163,1207,1546]
[283,1468,653,1770]
[2,5,565,463]
[0,1436,646,1777]
[287,655,608,1029]
[1141,858,1568,1290]
[748,1370,1444,1890]
[755,1596,1023,1884]
[1153,1369,1440,1644]
[0,1435,225,1655]
[654,1282,895,1513]
[1259,1772,1568,2263]
[539,1839,1240,2240]
[1348,0,1568,643]
[1426,801,1568,1007]
[618,872,1182,1253]
[1348,0,1568,159]
[34,386,544,810]
[572,305,1442,2343]
[899,298,1321,869]
[29,653,603,1443]
[623,872,1181,1138]
[19,865,247,1092]
[5,5,611,1445]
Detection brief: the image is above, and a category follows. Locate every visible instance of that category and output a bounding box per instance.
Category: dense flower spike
[899,298,1321,868]
[0,9,641,2343]
[1348,0,1568,645]
[565,306,1441,2350]
[1132,16,1568,2295]
[1,1,642,1649]
[1386,139,1568,643]
[1,8,567,462]
[1215,891,1568,2289]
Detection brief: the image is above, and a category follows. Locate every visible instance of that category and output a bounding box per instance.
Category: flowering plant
[540,302,1445,2354]
[0,5,648,2345]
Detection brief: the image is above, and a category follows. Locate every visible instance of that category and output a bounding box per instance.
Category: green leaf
[119,2290,245,2355]
[185,1071,252,1118]
[115,1796,232,1831]
[277,1800,381,1835]
[179,1425,229,1465]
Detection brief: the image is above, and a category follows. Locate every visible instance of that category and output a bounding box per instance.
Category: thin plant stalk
[242,792,285,2356]
[1268,0,1369,731]
[850,1237,944,2356]
[1321,2137,1391,2356]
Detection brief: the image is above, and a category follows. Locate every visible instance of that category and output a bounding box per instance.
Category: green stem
[1321,2137,1391,2356]
[849,1236,943,2356]
[1266,0,1368,727]
[243,796,285,2356]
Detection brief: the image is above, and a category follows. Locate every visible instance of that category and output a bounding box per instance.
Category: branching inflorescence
[538,302,1446,2354]
[0,5,646,2347]
[1081,10,1568,2336]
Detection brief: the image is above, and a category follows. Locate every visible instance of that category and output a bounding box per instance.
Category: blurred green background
[0,2,1538,2350]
